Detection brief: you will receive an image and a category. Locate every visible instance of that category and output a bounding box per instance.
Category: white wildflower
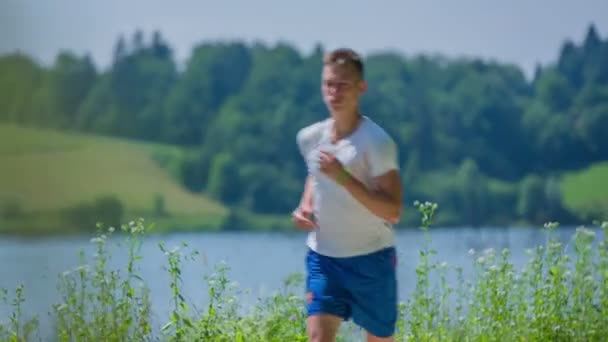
[580,227,595,238]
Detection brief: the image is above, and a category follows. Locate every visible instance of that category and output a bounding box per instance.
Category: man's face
[321,65,366,114]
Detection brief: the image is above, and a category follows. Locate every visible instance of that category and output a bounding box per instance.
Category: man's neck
[331,110,362,142]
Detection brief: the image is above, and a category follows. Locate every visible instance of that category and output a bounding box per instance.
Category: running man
[293,48,403,342]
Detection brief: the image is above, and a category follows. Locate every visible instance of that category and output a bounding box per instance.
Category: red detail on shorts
[306,291,314,303]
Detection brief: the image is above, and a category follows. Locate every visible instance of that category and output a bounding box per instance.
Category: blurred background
[1,0,607,338]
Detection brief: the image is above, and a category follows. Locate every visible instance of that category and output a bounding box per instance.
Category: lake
[0,225,595,339]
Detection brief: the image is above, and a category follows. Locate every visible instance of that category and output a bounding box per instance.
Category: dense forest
[1,24,607,229]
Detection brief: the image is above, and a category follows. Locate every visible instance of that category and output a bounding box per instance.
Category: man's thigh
[305,249,352,320]
[345,247,398,339]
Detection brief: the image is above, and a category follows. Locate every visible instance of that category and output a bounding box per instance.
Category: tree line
[1,24,607,227]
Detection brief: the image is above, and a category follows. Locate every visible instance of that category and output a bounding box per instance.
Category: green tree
[207,152,241,204]
[517,175,545,224]
[457,159,489,227]
[0,54,44,123]
[47,52,97,128]
[164,42,252,145]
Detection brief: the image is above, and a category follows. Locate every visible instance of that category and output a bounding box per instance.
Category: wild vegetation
[1,204,607,341]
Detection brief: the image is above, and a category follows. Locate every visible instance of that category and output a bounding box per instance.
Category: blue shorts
[305,247,398,338]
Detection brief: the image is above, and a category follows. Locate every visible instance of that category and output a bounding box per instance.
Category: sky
[1,0,607,77]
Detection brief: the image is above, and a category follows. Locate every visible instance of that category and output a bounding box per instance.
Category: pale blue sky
[1,0,607,77]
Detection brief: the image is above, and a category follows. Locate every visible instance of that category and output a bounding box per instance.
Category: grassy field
[0,124,228,234]
[560,161,608,220]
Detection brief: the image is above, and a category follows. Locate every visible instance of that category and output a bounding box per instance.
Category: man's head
[321,48,367,116]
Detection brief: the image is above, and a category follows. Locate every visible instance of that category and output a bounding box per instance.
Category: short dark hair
[323,48,364,79]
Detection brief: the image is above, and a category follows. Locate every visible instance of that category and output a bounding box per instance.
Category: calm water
[0,225,592,338]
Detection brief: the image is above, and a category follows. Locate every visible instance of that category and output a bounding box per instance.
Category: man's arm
[298,175,314,211]
[339,169,402,224]
[318,150,402,224]
[292,175,316,229]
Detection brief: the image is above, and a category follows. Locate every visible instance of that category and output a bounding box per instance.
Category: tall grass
[1,203,607,341]
[52,220,152,341]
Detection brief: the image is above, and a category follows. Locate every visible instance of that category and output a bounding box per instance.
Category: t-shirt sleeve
[296,128,310,158]
[367,133,399,178]
[296,122,322,159]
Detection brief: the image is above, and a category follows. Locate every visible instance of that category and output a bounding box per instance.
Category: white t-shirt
[296,115,399,257]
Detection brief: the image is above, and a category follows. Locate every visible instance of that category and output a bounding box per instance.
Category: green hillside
[0,124,228,234]
[561,162,608,221]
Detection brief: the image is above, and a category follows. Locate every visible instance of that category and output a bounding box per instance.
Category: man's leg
[307,313,342,342]
[366,331,393,342]
[348,247,399,341]
[305,249,351,342]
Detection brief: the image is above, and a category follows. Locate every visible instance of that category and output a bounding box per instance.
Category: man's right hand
[292,206,316,230]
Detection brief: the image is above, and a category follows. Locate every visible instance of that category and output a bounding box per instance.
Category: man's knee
[366,333,394,342]
[307,314,342,342]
